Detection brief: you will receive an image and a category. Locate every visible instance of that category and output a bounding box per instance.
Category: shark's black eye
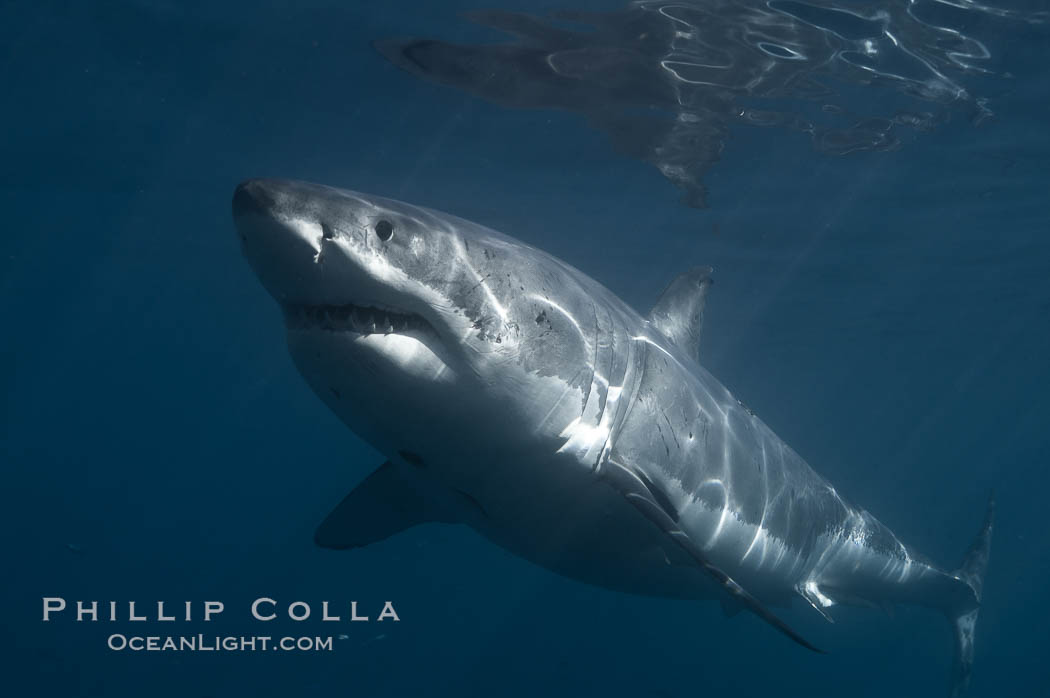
[374,219,394,241]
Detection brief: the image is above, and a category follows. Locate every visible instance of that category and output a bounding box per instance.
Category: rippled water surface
[380,0,1047,205]
[2,1,1048,697]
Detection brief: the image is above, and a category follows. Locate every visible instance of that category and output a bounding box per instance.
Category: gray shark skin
[233,178,992,696]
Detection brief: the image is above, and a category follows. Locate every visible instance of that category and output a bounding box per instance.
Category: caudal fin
[947,495,995,698]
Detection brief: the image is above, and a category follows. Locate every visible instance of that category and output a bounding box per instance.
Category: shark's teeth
[286,302,431,338]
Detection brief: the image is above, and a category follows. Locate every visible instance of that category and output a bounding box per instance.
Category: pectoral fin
[603,459,824,653]
[315,461,456,550]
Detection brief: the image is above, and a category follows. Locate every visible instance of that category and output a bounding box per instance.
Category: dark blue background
[2,1,1047,696]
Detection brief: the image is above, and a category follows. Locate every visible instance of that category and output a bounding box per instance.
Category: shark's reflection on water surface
[376,0,1046,206]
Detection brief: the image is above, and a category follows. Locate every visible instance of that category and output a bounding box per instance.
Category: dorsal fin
[648,266,713,360]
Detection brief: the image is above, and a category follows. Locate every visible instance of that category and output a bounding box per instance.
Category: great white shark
[232,178,993,696]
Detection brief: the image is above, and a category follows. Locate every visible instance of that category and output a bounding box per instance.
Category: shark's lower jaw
[284,302,434,337]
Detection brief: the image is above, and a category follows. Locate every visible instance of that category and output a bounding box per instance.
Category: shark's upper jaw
[283,300,434,338]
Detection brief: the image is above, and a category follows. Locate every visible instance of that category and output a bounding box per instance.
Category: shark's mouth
[284,302,434,337]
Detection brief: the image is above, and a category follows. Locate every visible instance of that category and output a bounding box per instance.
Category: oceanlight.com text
[106,634,334,652]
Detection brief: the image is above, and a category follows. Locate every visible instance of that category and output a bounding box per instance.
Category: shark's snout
[232,178,329,304]
[232,179,276,228]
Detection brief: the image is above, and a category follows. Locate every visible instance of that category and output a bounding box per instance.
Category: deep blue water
[2,1,1048,696]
